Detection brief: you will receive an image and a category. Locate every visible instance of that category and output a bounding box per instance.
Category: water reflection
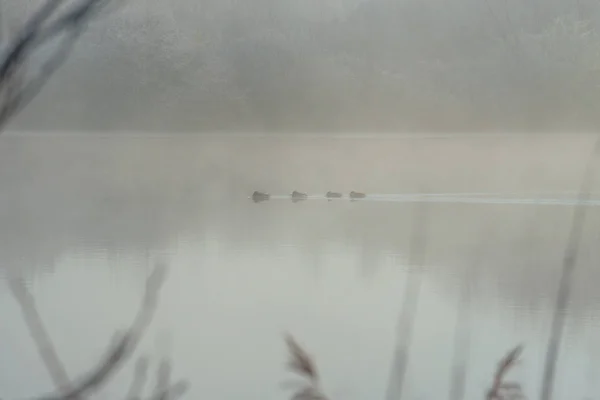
[0,133,600,400]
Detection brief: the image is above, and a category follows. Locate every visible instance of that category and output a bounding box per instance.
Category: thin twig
[0,0,115,130]
[7,278,74,396]
[385,200,429,400]
[540,137,600,400]
[154,358,172,400]
[126,354,189,400]
[126,356,150,400]
[0,0,66,79]
[449,246,482,400]
[0,24,84,129]
[23,264,168,400]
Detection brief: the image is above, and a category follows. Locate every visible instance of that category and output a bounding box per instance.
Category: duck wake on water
[250,191,600,206]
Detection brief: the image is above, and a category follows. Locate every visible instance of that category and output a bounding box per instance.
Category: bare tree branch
[0,0,115,130]
[1,3,191,400]
[7,264,169,400]
[34,264,167,400]
[0,24,83,128]
[7,278,74,395]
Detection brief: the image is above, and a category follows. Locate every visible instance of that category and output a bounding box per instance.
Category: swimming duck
[291,190,308,203]
[349,191,366,200]
[326,191,342,200]
[252,191,270,203]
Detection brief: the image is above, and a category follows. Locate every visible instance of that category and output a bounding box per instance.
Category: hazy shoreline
[4,130,600,138]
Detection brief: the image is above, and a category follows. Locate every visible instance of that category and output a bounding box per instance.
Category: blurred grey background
[5,0,600,132]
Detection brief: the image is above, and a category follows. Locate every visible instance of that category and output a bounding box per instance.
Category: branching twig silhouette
[8,278,74,395]
[0,0,116,130]
[7,264,188,400]
[0,4,192,400]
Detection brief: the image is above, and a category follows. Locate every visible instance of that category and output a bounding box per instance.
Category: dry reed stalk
[126,355,188,400]
[385,200,429,400]
[127,356,150,400]
[284,334,328,400]
[487,345,526,400]
[541,136,600,400]
[450,236,489,400]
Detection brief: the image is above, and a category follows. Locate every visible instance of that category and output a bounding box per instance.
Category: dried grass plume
[487,345,526,400]
[284,334,328,400]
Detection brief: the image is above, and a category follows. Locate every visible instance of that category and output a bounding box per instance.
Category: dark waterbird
[349,191,366,200]
[326,191,342,200]
[252,191,270,203]
[291,191,308,203]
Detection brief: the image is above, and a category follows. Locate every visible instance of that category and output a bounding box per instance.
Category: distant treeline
[7,0,600,132]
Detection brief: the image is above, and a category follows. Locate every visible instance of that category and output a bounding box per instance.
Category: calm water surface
[1,133,600,400]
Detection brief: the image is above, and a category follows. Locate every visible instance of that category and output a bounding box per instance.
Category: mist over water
[5,0,600,132]
[3,0,600,397]
[1,133,600,400]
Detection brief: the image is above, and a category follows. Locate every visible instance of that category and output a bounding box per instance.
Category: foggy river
[1,132,600,400]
